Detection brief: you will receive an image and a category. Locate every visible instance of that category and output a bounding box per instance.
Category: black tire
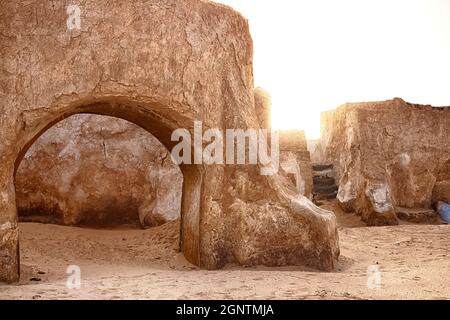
[312,164,333,171]
[313,176,335,186]
[313,184,338,194]
[314,191,338,200]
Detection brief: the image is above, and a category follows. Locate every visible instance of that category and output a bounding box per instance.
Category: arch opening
[15,113,183,229]
[10,100,203,281]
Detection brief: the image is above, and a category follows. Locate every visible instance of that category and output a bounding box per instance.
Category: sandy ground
[1,200,450,300]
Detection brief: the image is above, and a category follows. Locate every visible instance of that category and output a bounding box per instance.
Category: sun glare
[215,0,450,139]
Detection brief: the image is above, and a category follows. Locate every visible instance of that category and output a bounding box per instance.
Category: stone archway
[15,113,183,228]
[0,0,339,283]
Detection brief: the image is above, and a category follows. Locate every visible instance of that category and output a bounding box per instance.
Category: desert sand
[1,200,449,300]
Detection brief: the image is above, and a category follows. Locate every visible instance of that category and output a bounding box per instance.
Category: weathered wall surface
[279,130,313,199]
[254,88,313,199]
[15,114,182,228]
[254,87,272,130]
[307,139,323,164]
[320,98,450,225]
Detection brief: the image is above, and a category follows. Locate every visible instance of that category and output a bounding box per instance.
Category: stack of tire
[312,164,338,201]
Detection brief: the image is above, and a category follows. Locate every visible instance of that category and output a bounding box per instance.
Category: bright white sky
[214,0,450,138]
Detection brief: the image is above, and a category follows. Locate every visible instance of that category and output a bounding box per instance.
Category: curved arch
[14,98,192,175]
[13,99,203,276]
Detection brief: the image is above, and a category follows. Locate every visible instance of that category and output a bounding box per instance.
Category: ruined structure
[278,130,314,199]
[319,98,450,225]
[16,114,182,228]
[0,0,339,283]
[254,88,314,199]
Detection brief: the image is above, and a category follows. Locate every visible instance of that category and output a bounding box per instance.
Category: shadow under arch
[13,99,203,276]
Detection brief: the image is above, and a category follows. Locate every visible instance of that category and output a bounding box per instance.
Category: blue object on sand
[437,202,450,223]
